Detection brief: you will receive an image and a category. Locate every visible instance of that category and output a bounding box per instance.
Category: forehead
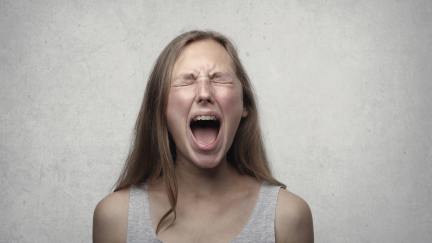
[172,39,234,74]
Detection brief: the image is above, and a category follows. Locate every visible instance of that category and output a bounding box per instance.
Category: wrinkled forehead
[171,39,236,78]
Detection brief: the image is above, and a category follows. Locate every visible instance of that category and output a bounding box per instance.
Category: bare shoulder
[93,188,130,243]
[275,188,314,243]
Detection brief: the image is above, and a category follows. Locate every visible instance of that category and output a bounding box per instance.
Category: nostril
[197,92,214,103]
[197,96,213,103]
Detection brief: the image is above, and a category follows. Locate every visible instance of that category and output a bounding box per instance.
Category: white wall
[1,1,431,242]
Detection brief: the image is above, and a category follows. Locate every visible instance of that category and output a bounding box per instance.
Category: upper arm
[93,189,129,243]
[275,189,314,243]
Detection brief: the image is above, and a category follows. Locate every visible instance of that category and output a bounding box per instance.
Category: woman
[93,30,313,243]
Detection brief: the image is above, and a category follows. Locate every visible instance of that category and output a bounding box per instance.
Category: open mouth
[190,115,221,146]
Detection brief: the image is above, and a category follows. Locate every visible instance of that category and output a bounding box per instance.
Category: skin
[166,39,248,170]
[93,40,314,243]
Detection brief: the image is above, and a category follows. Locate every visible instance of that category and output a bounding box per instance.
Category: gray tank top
[127,182,281,243]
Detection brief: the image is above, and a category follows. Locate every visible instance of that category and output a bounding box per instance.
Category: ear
[242,108,248,118]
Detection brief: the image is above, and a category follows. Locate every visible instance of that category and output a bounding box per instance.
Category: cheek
[216,88,244,117]
[166,90,193,130]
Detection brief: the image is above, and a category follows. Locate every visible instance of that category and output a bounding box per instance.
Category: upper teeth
[194,115,217,121]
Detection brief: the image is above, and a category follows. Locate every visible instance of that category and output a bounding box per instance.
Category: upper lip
[189,111,221,124]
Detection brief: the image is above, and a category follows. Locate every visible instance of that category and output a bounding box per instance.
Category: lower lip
[189,125,222,152]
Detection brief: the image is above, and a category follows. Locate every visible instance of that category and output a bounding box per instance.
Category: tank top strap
[231,182,282,243]
[127,183,161,243]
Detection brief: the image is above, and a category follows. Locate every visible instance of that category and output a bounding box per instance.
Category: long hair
[113,30,285,234]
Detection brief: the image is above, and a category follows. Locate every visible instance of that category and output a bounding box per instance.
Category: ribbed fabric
[127,182,281,243]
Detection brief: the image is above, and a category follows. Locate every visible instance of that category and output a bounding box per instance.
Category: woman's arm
[275,189,314,243]
[93,189,129,243]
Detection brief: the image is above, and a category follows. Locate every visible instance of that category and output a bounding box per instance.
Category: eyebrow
[173,72,197,80]
[209,71,233,77]
[173,70,234,80]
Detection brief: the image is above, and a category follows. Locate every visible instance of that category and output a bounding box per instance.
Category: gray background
[1,0,431,242]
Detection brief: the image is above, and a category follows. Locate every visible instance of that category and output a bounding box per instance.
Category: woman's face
[166,39,247,169]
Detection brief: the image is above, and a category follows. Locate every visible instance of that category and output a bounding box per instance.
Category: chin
[189,153,225,169]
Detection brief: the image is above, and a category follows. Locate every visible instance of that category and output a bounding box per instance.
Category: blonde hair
[113,30,285,233]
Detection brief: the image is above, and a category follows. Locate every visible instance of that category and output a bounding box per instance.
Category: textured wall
[1,1,431,242]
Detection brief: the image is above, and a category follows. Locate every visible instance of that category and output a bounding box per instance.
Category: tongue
[192,127,218,145]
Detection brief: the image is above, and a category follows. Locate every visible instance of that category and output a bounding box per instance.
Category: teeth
[193,115,217,121]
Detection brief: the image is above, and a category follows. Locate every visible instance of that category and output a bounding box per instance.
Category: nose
[196,78,214,104]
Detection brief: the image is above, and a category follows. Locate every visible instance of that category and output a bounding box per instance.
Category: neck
[174,157,240,198]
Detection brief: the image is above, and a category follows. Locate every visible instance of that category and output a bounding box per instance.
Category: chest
[150,193,258,243]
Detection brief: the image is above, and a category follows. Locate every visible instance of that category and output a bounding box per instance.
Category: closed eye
[211,73,234,84]
[172,73,196,87]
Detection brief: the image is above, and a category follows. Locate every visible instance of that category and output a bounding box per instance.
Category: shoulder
[93,188,130,243]
[275,188,314,243]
